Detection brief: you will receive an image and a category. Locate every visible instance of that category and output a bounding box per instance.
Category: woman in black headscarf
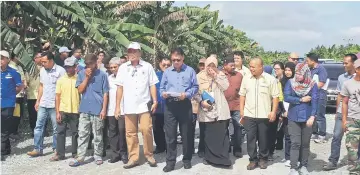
[281,62,296,167]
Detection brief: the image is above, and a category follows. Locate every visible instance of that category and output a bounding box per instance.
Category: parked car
[322,63,345,108]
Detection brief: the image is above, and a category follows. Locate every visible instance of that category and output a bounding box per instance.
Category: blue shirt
[160,64,199,99]
[1,66,22,108]
[155,70,164,114]
[284,81,318,122]
[336,72,355,113]
[310,64,328,99]
[76,69,109,115]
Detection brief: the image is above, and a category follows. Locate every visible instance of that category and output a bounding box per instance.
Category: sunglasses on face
[291,58,299,61]
[162,64,171,67]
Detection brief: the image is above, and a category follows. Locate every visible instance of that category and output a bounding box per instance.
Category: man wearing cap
[69,53,109,167]
[223,56,244,158]
[153,57,171,155]
[288,52,300,65]
[341,59,360,174]
[160,48,199,172]
[49,57,80,161]
[233,51,250,77]
[114,42,158,169]
[55,46,72,67]
[1,50,24,160]
[27,51,66,157]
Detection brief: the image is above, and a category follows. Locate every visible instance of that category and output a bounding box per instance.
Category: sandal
[69,159,82,167]
[49,155,64,162]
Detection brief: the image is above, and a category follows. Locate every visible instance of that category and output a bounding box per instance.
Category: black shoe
[163,164,175,172]
[203,159,210,165]
[197,151,204,158]
[123,161,139,169]
[153,149,165,154]
[184,162,192,169]
[268,154,274,161]
[233,152,243,158]
[121,155,128,164]
[108,157,121,163]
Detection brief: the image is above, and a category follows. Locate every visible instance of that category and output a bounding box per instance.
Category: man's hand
[301,96,312,103]
[162,92,169,99]
[56,112,62,123]
[306,116,315,127]
[268,111,276,122]
[150,102,158,114]
[34,101,40,111]
[283,111,288,118]
[85,68,92,79]
[179,93,186,100]
[342,120,348,132]
[114,107,121,120]
[100,109,106,120]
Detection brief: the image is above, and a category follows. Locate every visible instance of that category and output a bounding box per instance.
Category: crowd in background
[1,44,360,175]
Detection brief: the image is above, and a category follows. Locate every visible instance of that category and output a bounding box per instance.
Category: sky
[174,1,360,55]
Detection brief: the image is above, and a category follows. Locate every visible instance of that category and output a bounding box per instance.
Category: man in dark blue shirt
[153,57,171,154]
[160,48,199,172]
[306,53,328,143]
[1,50,23,160]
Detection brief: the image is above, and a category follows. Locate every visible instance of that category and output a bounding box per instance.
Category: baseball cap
[0,50,10,58]
[354,59,360,68]
[59,46,71,53]
[128,42,141,50]
[199,58,206,64]
[64,57,77,67]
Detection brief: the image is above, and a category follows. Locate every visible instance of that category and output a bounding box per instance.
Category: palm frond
[114,1,156,15]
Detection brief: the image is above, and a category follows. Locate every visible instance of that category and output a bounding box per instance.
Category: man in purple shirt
[306,53,328,143]
[160,48,199,172]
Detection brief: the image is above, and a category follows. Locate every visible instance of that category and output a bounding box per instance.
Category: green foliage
[309,44,360,60]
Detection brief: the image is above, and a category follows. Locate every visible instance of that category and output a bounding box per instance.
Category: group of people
[1,43,360,174]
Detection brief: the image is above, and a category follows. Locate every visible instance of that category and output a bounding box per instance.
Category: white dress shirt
[115,60,159,115]
[107,74,124,116]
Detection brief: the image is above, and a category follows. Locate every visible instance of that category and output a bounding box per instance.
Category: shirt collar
[171,64,187,71]
[126,59,144,67]
[344,72,356,77]
[250,71,266,79]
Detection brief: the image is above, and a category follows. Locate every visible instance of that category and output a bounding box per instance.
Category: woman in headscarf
[282,62,297,167]
[284,63,318,175]
[194,56,232,167]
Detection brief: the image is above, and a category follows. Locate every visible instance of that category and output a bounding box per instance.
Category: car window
[323,64,345,80]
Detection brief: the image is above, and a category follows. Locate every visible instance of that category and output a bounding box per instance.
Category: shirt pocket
[91,82,103,93]
[181,76,190,87]
[259,84,269,95]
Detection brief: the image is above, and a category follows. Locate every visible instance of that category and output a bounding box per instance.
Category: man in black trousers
[159,48,199,172]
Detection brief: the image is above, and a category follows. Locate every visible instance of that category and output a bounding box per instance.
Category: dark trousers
[1,108,14,155]
[56,112,79,157]
[283,118,291,160]
[11,98,24,135]
[153,113,166,151]
[108,116,127,159]
[164,98,194,166]
[179,113,197,152]
[230,111,244,154]
[244,117,269,162]
[103,117,109,153]
[198,122,205,153]
[288,121,312,169]
[268,118,279,154]
[276,122,285,150]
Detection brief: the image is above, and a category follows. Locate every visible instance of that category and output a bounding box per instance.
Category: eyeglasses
[291,58,299,61]
[131,68,137,77]
[162,64,171,67]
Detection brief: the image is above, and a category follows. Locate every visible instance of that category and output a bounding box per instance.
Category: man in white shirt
[114,42,158,169]
[106,57,128,164]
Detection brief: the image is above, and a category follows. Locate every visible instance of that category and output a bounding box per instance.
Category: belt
[167,97,180,102]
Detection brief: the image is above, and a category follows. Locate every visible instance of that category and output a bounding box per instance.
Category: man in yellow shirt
[50,57,80,161]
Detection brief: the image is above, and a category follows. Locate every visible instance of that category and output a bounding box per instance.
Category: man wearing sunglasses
[153,58,171,155]
[114,42,159,169]
[288,52,300,65]
[160,48,199,172]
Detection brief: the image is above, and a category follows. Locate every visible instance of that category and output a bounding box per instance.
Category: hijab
[198,56,220,92]
[290,63,315,97]
[281,62,296,91]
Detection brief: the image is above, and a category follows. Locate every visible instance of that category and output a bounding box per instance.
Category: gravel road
[1,112,351,175]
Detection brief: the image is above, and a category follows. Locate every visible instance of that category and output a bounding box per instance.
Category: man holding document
[160,48,199,172]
